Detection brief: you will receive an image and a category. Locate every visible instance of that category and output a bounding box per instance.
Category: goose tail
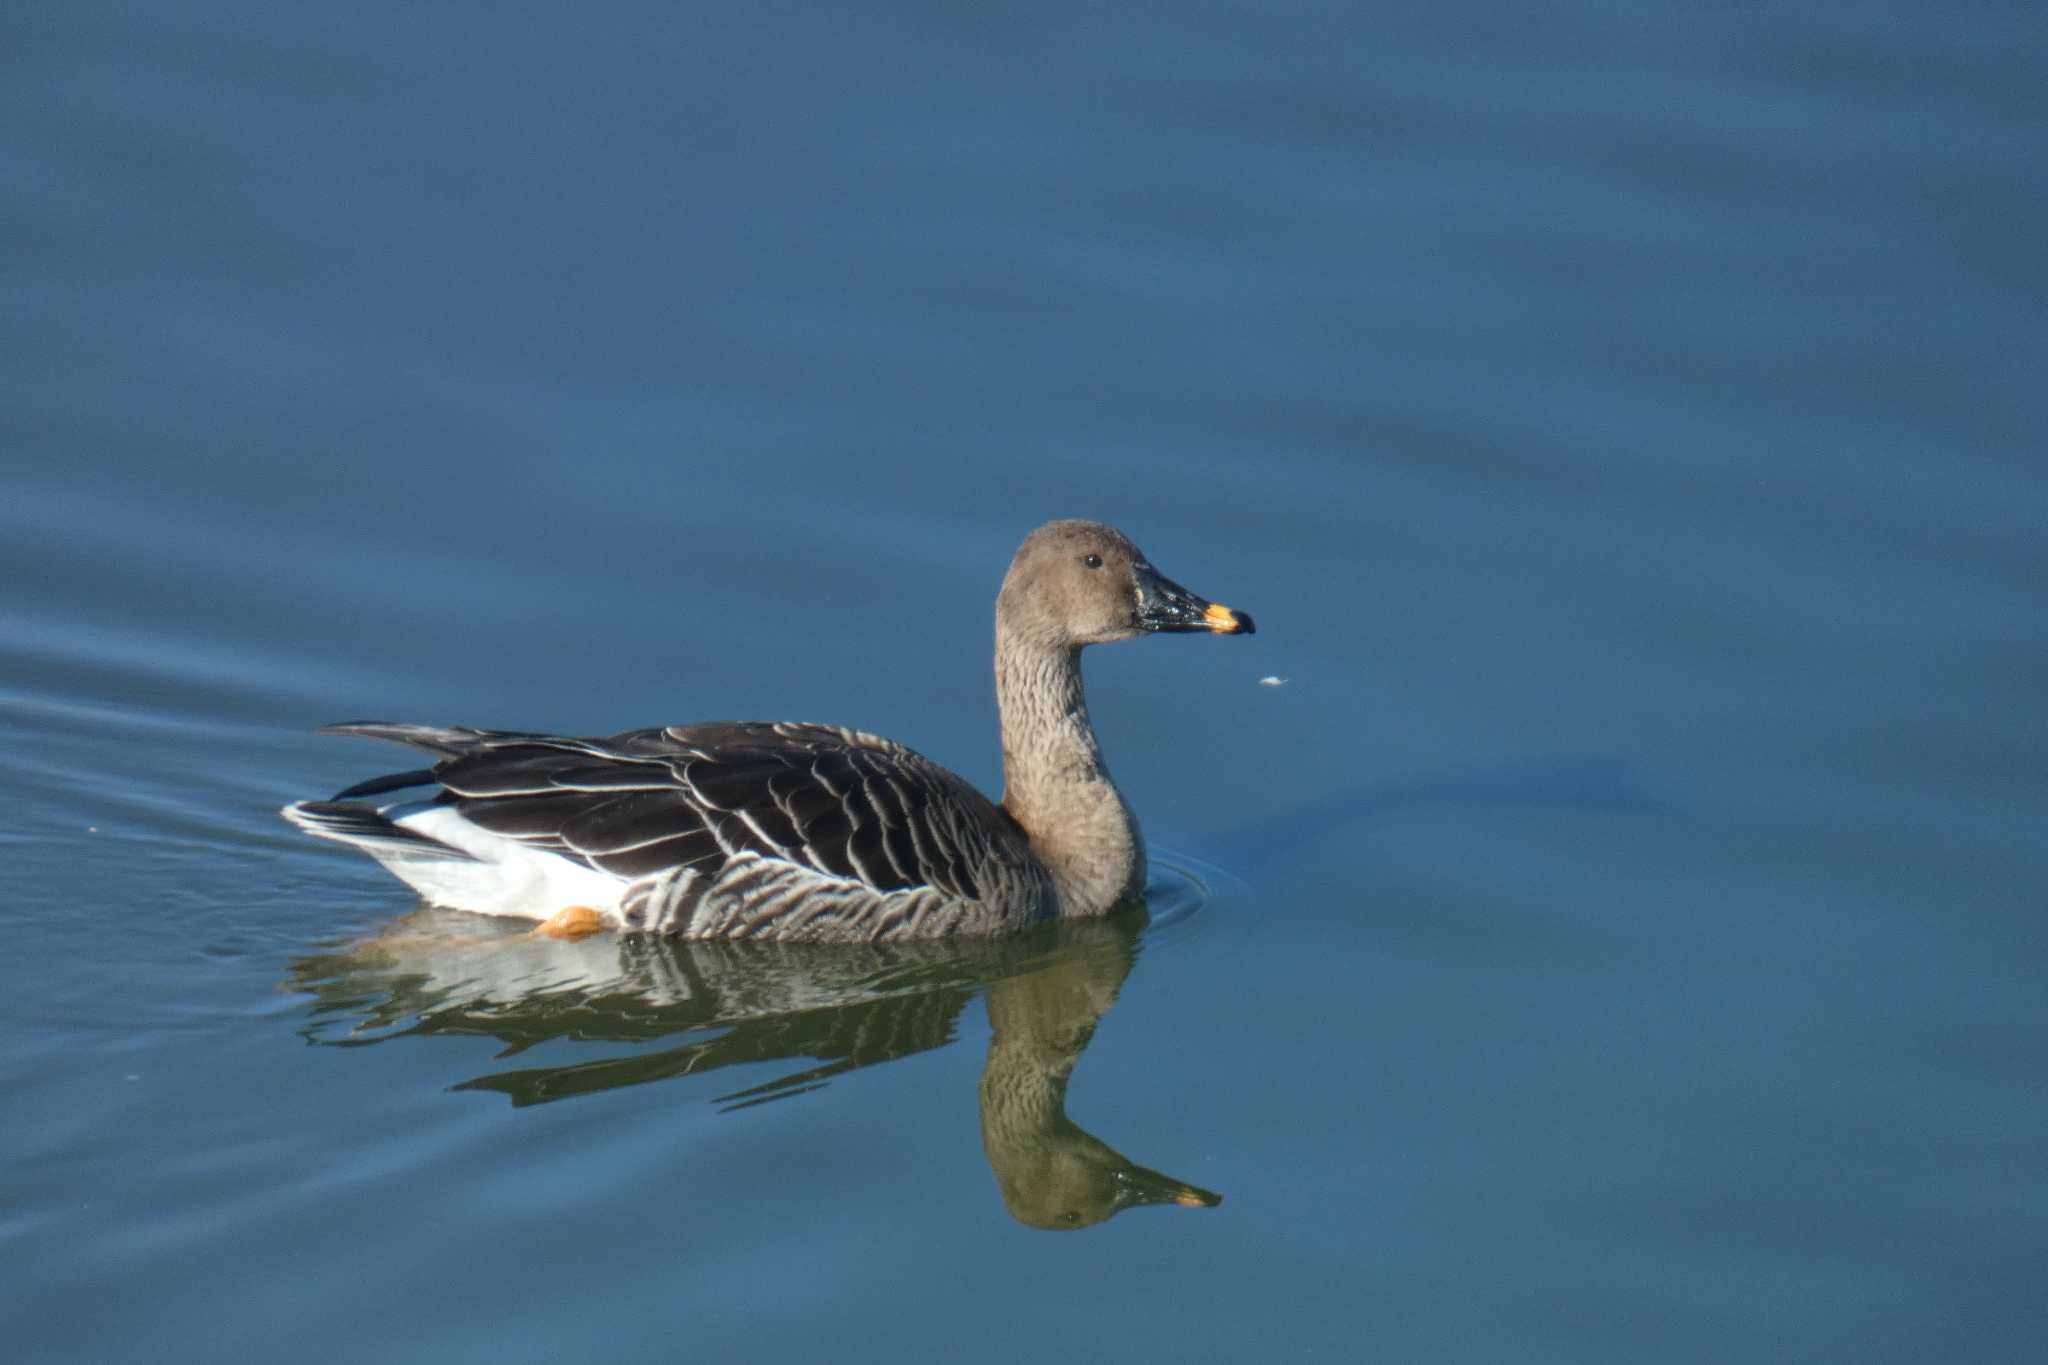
[281,800,477,861]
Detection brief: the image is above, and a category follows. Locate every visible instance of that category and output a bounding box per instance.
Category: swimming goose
[283,519,1254,941]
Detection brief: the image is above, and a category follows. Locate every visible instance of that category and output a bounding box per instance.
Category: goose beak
[1135,564,1257,636]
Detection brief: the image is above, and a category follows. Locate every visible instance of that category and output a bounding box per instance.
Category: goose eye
[1082,554,1103,570]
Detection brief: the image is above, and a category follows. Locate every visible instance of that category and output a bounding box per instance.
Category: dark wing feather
[583,822,725,880]
[327,720,1030,903]
[331,767,438,801]
[460,791,605,843]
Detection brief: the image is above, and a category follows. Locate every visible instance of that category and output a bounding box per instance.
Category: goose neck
[994,630,1144,914]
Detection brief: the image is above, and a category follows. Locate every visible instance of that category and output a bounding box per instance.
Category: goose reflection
[977,931,1220,1227]
[287,904,1219,1228]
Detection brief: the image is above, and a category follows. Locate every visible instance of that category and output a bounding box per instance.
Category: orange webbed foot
[532,905,607,941]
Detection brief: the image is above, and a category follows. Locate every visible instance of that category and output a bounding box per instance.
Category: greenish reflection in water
[287,897,1219,1230]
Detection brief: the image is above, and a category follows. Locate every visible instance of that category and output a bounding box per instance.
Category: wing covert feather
[420,722,1031,906]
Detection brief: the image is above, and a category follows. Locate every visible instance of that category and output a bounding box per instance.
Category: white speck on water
[1258,676,1288,687]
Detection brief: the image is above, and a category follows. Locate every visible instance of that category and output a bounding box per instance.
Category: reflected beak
[1116,1162,1224,1211]
[1135,563,1257,636]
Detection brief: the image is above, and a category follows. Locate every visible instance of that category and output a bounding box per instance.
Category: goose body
[284,520,1253,941]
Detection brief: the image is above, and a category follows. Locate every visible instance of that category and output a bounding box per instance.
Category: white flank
[368,805,628,923]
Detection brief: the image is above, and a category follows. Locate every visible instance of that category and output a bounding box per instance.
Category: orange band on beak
[1204,602,1246,634]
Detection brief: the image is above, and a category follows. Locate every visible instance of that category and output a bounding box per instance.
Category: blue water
[4,3,2045,1361]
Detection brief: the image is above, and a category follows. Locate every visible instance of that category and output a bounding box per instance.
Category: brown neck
[994,625,1145,915]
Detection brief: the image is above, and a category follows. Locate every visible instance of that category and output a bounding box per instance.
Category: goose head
[997,520,1255,649]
